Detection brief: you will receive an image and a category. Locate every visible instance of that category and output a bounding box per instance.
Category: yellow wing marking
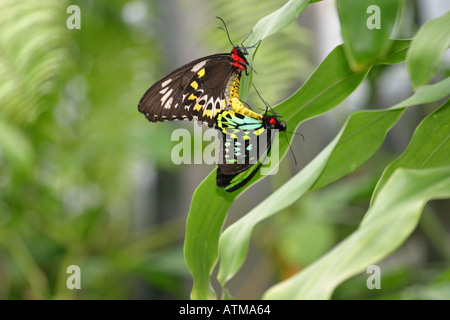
[197,68,205,78]
[203,109,212,118]
[190,81,199,90]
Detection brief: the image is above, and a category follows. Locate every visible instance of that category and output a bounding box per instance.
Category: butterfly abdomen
[224,71,264,121]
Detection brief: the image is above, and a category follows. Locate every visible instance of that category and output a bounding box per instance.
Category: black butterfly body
[138,47,250,127]
[215,110,286,192]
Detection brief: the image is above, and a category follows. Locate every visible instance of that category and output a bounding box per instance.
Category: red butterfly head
[266,115,286,131]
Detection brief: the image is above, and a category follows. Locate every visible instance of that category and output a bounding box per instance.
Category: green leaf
[311,109,404,190]
[373,98,450,201]
[240,0,311,100]
[314,78,450,190]
[407,12,450,89]
[216,76,450,293]
[276,40,408,125]
[377,39,410,65]
[279,45,369,125]
[186,37,415,299]
[184,174,234,299]
[185,43,368,299]
[217,108,402,286]
[263,166,450,299]
[244,0,311,47]
[390,77,450,110]
[338,0,402,71]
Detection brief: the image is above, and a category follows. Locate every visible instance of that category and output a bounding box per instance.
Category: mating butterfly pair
[138,38,286,192]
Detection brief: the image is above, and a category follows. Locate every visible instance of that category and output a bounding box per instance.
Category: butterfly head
[265,115,286,132]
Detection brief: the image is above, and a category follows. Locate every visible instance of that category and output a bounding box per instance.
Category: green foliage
[185,0,450,299]
[0,0,188,299]
[190,0,313,105]
[0,0,69,125]
[264,165,450,299]
[1,0,449,301]
[407,12,450,89]
[338,0,402,71]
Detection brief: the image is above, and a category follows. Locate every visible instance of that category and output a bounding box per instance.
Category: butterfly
[138,44,260,127]
[137,18,287,192]
[138,17,263,127]
[215,109,286,192]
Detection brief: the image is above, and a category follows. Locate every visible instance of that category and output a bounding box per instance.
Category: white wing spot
[160,88,173,106]
[164,97,173,109]
[159,86,169,95]
[212,97,222,117]
[161,79,172,87]
[191,60,207,72]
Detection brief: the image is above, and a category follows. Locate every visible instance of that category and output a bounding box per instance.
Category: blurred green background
[0,0,449,299]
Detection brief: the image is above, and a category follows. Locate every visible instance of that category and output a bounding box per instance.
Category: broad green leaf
[377,39,410,65]
[263,166,450,299]
[185,43,368,299]
[217,76,450,292]
[279,45,369,125]
[244,0,311,48]
[315,78,450,190]
[184,0,313,299]
[278,40,409,125]
[310,110,403,190]
[186,39,413,299]
[217,108,402,286]
[373,98,450,201]
[390,77,450,110]
[407,12,450,89]
[240,0,311,101]
[338,0,402,72]
[184,174,234,299]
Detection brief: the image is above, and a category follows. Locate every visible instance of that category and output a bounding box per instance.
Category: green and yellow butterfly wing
[216,110,275,192]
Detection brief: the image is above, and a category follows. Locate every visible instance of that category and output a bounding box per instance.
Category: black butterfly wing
[138,54,238,127]
[215,111,273,192]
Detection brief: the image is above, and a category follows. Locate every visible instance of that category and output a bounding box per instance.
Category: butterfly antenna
[241,29,253,47]
[284,132,298,166]
[293,131,305,142]
[241,40,262,74]
[247,39,262,49]
[285,126,305,142]
[246,63,258,75]
[216,16,235,47]
[241,100,255,111]
[251,82,276,115]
